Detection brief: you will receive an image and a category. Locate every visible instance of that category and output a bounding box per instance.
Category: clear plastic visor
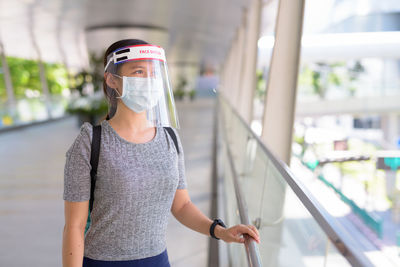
[104,49,179,128]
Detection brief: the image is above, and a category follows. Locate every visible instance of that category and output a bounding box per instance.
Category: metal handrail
[218,97,262,267]
[218,95,374,267]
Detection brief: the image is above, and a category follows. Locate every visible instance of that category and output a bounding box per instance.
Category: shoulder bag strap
[164,127,180,154]
[89,125,102,213]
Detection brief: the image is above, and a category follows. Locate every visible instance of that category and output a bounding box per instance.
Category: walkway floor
[0,97,216,267]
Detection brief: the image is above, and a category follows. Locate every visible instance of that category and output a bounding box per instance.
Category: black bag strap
[89,125,102,213]
[164,127,180,154]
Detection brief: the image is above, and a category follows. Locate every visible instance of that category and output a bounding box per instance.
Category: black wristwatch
[210,219,226,240]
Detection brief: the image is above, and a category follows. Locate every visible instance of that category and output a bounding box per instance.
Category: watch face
[216,219,226,228]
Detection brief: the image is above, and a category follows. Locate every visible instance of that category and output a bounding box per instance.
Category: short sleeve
[63,122,93,202]
[172,128,187,189]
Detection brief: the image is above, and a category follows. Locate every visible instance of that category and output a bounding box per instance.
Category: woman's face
[107,60,157,97]
[119,60,156,78]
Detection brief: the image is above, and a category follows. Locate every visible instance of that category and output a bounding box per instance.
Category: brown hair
[103,39,149,120]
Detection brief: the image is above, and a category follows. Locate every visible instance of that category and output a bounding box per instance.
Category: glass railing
[0,95,70,130]
[217,94,373,267]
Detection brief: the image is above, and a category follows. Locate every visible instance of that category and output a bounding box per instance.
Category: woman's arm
[171,189,260,244]
[62,201,89,267]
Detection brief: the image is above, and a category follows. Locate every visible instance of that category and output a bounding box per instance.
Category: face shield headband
[104,45,167,72]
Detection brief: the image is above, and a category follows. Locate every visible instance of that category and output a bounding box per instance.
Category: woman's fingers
[233,235,245,243]
[239,224,258,239]
[249,224,259,235]
[230,224,260,244]
[248,225,260,239]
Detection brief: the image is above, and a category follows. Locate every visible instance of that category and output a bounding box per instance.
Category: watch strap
[210,219,226,240]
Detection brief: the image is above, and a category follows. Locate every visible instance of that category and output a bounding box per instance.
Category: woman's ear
[105,73,119,89]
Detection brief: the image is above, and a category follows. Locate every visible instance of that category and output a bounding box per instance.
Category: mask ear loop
[108,73,123,98]
[111,73,124,98]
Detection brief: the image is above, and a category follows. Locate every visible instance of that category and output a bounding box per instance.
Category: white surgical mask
[114,75,163,113]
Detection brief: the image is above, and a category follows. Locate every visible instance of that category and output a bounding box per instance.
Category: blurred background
[0,0,399,266]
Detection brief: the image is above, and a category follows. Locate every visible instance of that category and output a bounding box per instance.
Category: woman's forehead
[122,60,155,69]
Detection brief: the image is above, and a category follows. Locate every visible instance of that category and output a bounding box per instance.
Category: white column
[225,35,238,106]
[258,2,305,266]
[0,41,15,107]
[260,0,305,164]
[238,0,262,124]
[222,43,234,99]
[28,5,52,118]
[232,14,247,110]
[220,55,230,98]
[56,10,71,89]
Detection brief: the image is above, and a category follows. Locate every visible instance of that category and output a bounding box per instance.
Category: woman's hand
[215,224,260,244]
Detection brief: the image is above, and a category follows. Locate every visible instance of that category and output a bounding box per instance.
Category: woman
[62,39,260,267]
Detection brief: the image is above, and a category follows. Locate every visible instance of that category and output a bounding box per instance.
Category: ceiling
[0,0,251,71]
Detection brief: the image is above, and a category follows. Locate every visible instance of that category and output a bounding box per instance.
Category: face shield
[104,44,179,129]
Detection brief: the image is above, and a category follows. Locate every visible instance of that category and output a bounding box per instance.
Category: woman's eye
[134,70,143,74]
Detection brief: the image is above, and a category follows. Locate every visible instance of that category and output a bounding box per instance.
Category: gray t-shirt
[63,120,187,261]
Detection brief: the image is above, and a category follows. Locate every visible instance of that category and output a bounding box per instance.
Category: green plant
[312,69,324,98]
[255,70,266,100]
[66,52,107,119]
[70,52,104,96]
[0,56,68,101]
[299,61,365,99]
[189,89,196,100]
[0,60,5,100]
[174,88,185,99]
[174,76,187,100]
[347,61,365,96]
[66,96,108,116]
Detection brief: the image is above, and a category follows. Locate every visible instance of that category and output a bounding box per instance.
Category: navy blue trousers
[82,249,170,267]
